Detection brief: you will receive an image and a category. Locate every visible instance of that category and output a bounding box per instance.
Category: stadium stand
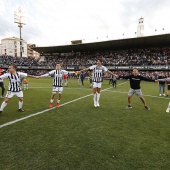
[1,47,170,67]
[0,34,170,74]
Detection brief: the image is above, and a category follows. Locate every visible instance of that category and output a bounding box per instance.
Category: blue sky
[0,0,170,46]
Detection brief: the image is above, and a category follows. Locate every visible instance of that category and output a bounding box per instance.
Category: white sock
[57,100,60,103]
[50,99,54,103]
[168,102,170,108]
[0,101,7,111]
[97,92,100,102]
[19,101,23,109]
[93,93,97,102]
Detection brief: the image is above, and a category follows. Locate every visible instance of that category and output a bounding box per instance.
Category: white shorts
[52,87,63,94]
[6,91,23,98]
[128,88,143,98]
[93,82,102,88]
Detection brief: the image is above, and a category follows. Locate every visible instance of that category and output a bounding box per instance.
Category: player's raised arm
[78,67,90,74]
[140,75,156,82]
[39,73,50,78]
[0,73,8,79]
[27,74,37,78]
[107,70,117,77]
[36,72,53,79]
[119,75,131,79]
[156,78,170,82]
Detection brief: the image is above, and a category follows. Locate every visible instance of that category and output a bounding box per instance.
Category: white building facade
[0,37,27,57]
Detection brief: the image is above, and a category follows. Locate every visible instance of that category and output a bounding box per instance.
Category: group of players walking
[0,58,169,114]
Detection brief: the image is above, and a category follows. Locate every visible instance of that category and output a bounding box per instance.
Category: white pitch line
[105,89,170,100]
[29,87,51,88]
[0,82,128,129]
[27,87,92,90]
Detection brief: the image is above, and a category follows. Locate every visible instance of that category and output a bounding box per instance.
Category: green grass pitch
[0,78,170,170]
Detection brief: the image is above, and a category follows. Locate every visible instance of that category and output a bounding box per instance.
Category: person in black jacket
[0,69,5,98]
[80,72,85,86]
[116,68,156,110]
[0,78,5,98]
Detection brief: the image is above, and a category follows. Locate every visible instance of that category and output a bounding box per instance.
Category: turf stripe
[0,82,128,129]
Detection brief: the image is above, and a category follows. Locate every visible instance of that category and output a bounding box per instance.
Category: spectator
[158,72,166,96]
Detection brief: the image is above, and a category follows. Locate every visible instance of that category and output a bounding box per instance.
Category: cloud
[0,0,170,46]
[119,0,170,35]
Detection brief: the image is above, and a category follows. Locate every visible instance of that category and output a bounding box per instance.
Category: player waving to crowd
[115,68,156,110]
[0,64,35,114]
[36,63,68,108]
[79,58,116,107]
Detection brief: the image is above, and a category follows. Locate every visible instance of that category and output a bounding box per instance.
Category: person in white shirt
[36,63,68,108]
[0,64,35,114]
[79,58,116,107]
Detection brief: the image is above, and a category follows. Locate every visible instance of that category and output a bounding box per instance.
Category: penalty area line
[0,81,127,129]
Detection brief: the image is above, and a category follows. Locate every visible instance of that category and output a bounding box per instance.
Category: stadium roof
[32,34,170,55]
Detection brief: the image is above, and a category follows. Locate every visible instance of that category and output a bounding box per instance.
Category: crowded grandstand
[1,34,170,78]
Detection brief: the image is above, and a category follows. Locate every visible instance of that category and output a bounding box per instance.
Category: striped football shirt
[0,72,27,92]
[89,65,108,83]
[41,69,68,87]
